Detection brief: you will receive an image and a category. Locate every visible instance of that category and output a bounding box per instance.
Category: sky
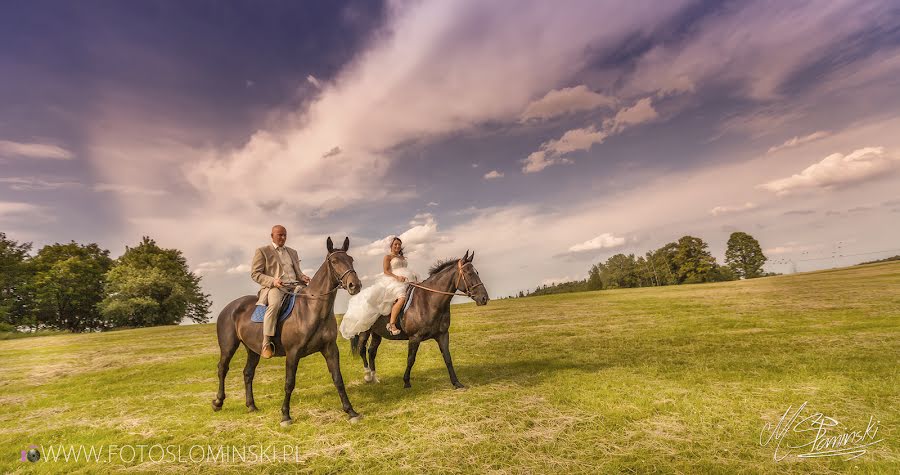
[2,0,900,317]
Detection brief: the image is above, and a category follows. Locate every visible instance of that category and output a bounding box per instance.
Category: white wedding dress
[339,255,419,339]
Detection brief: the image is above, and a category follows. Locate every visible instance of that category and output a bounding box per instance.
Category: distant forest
[512,232,772,298]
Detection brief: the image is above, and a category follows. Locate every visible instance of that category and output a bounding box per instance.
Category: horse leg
[243,348,261,411]
[402,338,421,389]
[322,341,361,422]
[280,350,300,426]
[367,333,382,384]
[358,332,372,382]
[212,334,240,411]
[437,332,465,389]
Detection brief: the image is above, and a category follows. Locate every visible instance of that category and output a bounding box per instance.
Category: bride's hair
[389,236,405,257]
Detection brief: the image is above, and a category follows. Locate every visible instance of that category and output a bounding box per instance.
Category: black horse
[213,237,362,425]
[350,250,489,388]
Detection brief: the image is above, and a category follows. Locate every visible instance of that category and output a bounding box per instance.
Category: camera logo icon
[20,445,40,462]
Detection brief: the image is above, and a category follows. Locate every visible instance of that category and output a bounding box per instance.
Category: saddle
[251,294,297,323]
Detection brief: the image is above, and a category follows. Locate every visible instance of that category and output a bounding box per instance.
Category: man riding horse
[251,224,311,358]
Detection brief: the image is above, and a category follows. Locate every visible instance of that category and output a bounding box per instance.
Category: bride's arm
[383,255,407,282]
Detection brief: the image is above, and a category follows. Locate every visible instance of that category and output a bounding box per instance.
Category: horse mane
[428,258,458,276]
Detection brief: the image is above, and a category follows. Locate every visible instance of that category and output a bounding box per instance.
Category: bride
[340,236,419,338]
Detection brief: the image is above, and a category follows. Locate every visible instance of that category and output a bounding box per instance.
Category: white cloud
[226,263,250,275]
[759,147,899,195]
[568,233,626,252]
[0,177,82,191]
[483,170,504,180]
[540,276,577,286]
[521,150,572,174]
[0,201,42,217]
[306,75,321,88]
[767,131,830,154]
[709,202,757,216]
[603,97,658,133]
[427,201,439,206]
[522,97,656,173]
[519,85,615,121]
[521,126,606,173]
[93,183,166,196]
[0,140,74,160]
[360,212,448,258]
[194,259,229,275]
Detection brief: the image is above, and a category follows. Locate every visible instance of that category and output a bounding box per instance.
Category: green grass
[1,262,898,473]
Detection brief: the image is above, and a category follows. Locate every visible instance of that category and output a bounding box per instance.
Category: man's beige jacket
[251,244,303,305]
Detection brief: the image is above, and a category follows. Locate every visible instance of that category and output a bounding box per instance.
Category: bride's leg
[388,297,405,334]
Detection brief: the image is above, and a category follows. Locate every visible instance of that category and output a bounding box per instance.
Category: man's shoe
[261,336,275,359]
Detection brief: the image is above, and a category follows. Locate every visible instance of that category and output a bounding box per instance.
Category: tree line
[0,233,210,333]
[518,232,770,297]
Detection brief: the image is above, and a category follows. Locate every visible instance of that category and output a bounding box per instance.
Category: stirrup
[386,323,401,336]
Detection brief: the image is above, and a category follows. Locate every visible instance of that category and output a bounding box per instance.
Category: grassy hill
[1,262,898,473]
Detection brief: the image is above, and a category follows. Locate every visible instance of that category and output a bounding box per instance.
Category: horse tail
[350,335,361,358]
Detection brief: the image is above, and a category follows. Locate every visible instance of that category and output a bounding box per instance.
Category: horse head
[459,250,489,306]
[326,236,361,295]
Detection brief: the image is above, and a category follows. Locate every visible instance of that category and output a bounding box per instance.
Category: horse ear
[326,237,334,253]
[462,250,469,262]
[342,236,349,251]
[468,250,475,263]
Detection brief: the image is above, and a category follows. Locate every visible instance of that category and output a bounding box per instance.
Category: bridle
[408,259,484,299]
[299,250,357,299]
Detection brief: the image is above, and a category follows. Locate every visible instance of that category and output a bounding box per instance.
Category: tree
[725,232,767,279]
[587,264,603,290]
[647,242,679,286]
[673,236,718,284]
[598,254,642,288]
[0,232,32,326]
[100,237,211,327]
[27,242,112,332]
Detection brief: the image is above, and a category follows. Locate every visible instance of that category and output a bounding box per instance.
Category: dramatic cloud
[0,140,74,160]
[483,170,504,180]
[519,85,615,122]
[767,131,830,154]
[624,1,897,101]
[568,233,626,252]
[709,202,757,216]
[180,1,692,220]
[759,147,899,195]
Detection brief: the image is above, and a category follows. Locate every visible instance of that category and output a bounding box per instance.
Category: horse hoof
[363,371,374,383]
[403,382,411,389]
[454,384,467,390]
[280,419,292,427]
[349,415,362,425]
[212,399,223,411]
[247,405,258,412]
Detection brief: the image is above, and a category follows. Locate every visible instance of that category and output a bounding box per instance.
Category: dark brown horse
[212,237,362,426]
[350,250,489,389]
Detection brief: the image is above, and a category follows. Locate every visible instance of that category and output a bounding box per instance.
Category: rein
[407,260,484,298]
[299,251,357,300]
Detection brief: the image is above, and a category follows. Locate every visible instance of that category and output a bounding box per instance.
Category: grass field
[1,262,898,473]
